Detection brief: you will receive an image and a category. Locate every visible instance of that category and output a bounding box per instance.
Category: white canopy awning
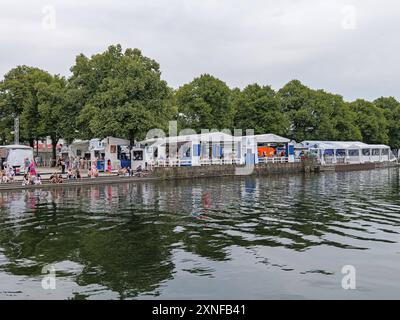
[301,140,390,150]
[248,134,290,144]
[141,132,235,145]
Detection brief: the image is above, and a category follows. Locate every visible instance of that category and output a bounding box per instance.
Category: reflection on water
[0,169,400,299]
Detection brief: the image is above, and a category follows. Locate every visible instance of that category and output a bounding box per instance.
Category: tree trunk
[129,131,136,147]
[51,137,58,167]
[35,137,39,156]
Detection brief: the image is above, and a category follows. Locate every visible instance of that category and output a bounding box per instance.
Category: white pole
[14,116,19,145]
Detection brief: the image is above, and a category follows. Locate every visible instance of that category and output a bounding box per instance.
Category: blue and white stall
[301,141,395,165]
[135,132,294,167]
[89,137,131,171]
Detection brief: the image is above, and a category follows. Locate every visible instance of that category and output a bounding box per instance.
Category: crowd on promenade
[0,157,40,185]
[0,155,148,187]
[0,165,16,184]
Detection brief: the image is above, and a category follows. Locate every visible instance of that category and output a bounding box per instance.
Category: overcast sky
[1,0,399,101]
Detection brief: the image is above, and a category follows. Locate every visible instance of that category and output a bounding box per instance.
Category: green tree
[0,95,14,144]
[70,44,174,143]
[36,75,74,159]
[233,84,289,135]
[0,66,52,146]
[373,96,400,149]
[350,99,389,144]
[279,80,361,142]
[175,74,234,131]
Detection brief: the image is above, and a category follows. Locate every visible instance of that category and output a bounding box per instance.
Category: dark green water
[0,169,400,299]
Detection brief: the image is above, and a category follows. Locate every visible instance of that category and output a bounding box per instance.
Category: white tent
[141,131,235,145]
[301,140,393,164]
[249,134,290,144]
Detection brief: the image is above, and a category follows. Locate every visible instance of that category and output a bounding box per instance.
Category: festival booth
[89,137,131,171]
[68,140,90,160]
[103,137,131,171]
[291,140,309,160]
[131,146,147,170]
[135,132,294,167]
[248,134,293,163]
[301,141,394,165]
[89,138,105,169]
[137,132,243,167]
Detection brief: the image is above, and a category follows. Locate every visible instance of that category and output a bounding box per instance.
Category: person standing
[29,161,37,176]
[60,157,66,174]
[35,155,40,167]
[24,157,31,174]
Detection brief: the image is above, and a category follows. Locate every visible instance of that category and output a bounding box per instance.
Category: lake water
[0,168,399,299]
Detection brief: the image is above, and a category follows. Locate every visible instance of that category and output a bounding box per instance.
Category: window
[362,149,370,156]
[372,149,380,156]
[117,145,131,160]
[336,149,346,157]
[349,149,359,157]
[133,151,143,161]
[381,149,389,156]
[324,149,334,156]
[120,153,130,160]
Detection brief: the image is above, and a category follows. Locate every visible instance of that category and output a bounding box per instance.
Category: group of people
[66,168,83,180]
[22,173,42,186]
[88,165,99,178]
[49,172,64,184]
[1,153,149,187]
[0,164,15,184]
[117,165,146,177]
[21,158,42,186]
[50,167,84,183]
[55,156,91,172]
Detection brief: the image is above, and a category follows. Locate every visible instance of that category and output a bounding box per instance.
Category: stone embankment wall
[151,160,315,180]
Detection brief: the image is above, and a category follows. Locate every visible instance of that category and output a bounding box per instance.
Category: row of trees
[1,44,400,160]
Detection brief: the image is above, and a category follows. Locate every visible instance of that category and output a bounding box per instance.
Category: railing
[153,159,192,167]
[200,158,241,166]
[258,157,288,164]
[152,158,243,167]
[152,157,294,167]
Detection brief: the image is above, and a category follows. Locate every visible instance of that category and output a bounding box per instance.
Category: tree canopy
[71,44,174,143]
[350,99,389,144]
[0,66,53,146]
[0,45,399,151]
[278,80,362,142]
[175,74,234,132]
[234,84,289,136]
[373,97,400,149]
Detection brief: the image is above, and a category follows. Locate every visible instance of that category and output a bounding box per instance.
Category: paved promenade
[10,167,114,181]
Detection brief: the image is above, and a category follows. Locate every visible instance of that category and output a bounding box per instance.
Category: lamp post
[14,116,19,145]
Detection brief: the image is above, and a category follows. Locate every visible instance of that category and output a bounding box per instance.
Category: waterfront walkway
[0,167,156,191]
